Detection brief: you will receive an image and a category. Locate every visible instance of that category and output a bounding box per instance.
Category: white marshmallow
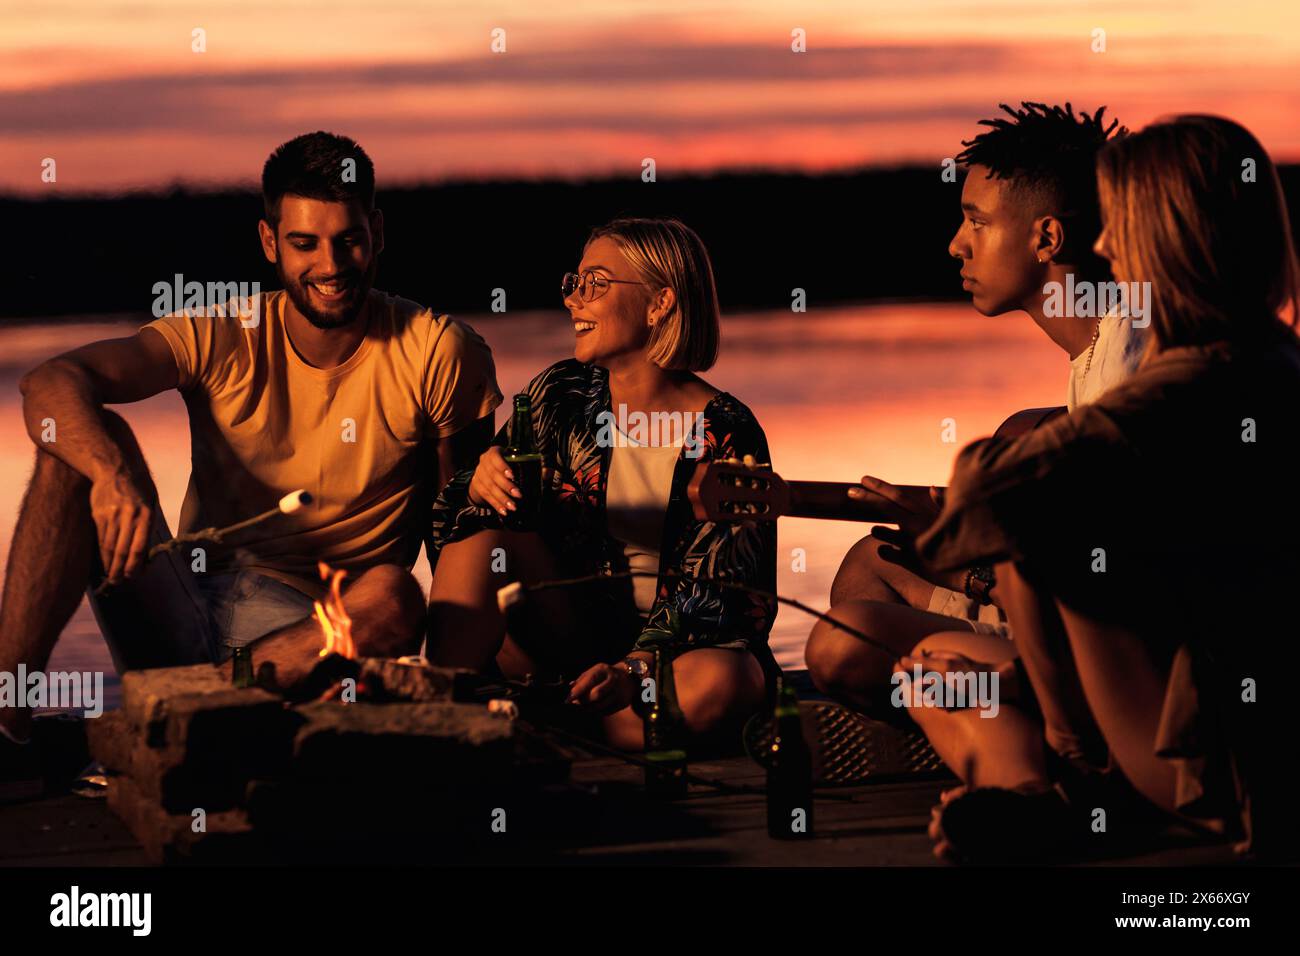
[496,581,524,613]
[278,489,312,514]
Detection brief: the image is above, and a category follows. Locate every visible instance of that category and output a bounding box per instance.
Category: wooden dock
[1,749,1242,867]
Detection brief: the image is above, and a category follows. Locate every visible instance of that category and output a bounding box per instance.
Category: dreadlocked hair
[956,102,1127,270]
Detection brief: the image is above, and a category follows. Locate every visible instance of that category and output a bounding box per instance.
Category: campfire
[264,561,440,703]
[312,561,356,661]
[84,564,573,864]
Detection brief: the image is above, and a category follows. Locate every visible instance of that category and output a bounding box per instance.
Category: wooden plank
[0,794,150,866]
[1,751,1245,867]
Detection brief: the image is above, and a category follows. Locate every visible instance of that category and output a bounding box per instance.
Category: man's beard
[279,256,378,330]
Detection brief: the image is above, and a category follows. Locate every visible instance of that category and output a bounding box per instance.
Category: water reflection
[0,303,1065,708]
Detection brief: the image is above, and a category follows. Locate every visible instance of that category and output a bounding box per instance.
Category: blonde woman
[427,218,777,749]
[903,116,1300,861]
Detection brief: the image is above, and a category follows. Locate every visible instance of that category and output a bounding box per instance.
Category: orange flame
[313,561,356,659]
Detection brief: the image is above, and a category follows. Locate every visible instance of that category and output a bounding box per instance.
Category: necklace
[1082,317,1103,376]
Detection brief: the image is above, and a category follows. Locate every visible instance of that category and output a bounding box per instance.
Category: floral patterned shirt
[430,359,778,667]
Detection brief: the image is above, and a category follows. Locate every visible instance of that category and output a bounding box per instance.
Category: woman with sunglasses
[426,217,777,750]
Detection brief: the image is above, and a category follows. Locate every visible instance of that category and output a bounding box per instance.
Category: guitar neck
[688,408,1067,526]
[784,481,931,522]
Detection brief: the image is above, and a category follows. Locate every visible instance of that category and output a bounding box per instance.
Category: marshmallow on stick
[93,490,317,596]
[277,489,312,514]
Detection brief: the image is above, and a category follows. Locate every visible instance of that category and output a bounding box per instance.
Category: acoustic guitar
[686,406,1064,524]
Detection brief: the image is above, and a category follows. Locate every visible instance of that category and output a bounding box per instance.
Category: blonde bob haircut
[1096,115,1300,355]
[586,217,721,371]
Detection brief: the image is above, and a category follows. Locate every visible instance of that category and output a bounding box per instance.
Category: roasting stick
[499,568,902,664]
[496,574,865,802]
[92,489,313,596]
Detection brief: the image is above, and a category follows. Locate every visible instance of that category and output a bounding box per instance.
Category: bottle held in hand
[502,393,543,532]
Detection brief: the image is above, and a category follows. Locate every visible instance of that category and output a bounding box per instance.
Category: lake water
[0,303,1067,710]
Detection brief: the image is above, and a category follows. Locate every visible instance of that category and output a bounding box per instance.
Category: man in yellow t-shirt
[0,132,501,746]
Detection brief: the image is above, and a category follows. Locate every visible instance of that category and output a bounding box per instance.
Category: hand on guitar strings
[847,475,944,537]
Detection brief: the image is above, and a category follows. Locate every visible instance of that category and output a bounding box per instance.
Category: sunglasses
[561,270,647,302]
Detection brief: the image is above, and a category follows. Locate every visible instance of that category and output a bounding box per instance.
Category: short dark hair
[261,131,375,225]
[956,102,1125,264]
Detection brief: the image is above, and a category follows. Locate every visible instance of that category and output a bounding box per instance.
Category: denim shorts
[198,570,318,658]
[86,507,317,669]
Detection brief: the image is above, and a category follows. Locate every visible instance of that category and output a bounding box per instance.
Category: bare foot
[896,651,1020,708]
[928,785,968,862]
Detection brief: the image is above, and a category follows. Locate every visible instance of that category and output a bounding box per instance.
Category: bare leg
[904,630,1047,790]
[907,561,1109,792]
[804,600,980,707]
[425,529,580,672]
[429,532,765,750]
[602,647,766,750]
[831,532,938,606]
[814,530,988,705]
[910,567,1194,860]
[996,561,1106,766]
[237,564,425,687]
[0,412,150,740]
[1051,601,1178,812]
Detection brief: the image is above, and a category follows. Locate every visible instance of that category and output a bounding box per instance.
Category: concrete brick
[106,775,258,864]
[120,664,283,747]
[355,658,476,701]
[288,700,515,785]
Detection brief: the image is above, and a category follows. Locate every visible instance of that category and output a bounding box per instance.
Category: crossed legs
[806,531,986,707]
[426,528,765,750]
[236,564,425,689]
[907,561,1179,815]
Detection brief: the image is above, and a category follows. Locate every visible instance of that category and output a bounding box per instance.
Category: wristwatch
[622,657,650,680]
[963,564,997,606]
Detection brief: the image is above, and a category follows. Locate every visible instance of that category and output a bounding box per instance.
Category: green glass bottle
[767,677,814,839]
[502,393,543,532]
[643,647,688,800]
[231,645,254,689]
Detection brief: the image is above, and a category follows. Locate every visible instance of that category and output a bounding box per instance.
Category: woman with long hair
[900,115,1300,861]
[426,218,777,749]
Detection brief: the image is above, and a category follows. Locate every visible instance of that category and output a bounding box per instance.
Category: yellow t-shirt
[145,289,502,598]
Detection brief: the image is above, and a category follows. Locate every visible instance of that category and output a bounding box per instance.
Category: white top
[1067,310,1148,411]
[605,433,681,617]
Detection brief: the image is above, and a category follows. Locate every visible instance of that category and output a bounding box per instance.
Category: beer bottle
[643,647,689,799]
[767,677,814,839]
[231,644,254,689]
[502,393,543,532]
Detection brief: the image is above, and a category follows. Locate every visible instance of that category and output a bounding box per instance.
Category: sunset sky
[4,0,1299,193]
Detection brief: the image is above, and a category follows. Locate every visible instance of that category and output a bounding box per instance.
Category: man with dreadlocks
[805,103,1143,708]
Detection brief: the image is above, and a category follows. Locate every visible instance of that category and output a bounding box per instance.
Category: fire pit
[87,562,583,862]
[87,656,573,864]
